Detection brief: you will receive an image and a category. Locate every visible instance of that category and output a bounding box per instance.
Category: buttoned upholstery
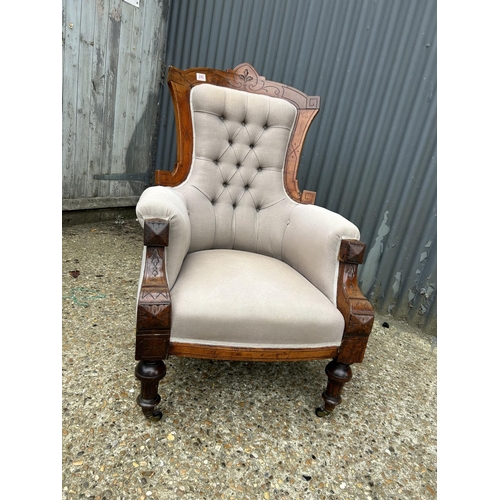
[177,84,299,257]
[136,83,360,348]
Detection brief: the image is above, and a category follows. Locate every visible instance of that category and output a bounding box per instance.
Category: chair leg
[135,360,167,421]
[315,359,352,417]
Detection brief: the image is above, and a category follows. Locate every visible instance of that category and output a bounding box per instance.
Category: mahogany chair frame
[134,63,374,420]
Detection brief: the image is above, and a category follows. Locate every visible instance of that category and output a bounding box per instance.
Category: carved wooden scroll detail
[336,239,375,364]
[135,219,171,361]
[156,63,320,205]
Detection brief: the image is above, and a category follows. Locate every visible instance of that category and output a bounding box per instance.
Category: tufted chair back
[143,64,336,294]
[175,84,298,259]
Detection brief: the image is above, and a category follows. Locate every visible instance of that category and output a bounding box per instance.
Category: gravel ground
[61,217,437,500]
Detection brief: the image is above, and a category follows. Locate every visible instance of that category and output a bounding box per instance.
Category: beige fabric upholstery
[170,249,345,347]
[136,186,191,288]
[177,84,298,259]
[136,83,362,347]
[282,204,360,303]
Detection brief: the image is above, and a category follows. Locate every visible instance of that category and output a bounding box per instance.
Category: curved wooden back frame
[155,63,320,205]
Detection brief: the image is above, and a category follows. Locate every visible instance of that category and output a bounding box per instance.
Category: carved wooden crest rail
[155,63,320,205]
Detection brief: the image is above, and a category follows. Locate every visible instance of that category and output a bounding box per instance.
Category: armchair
[134,63,374,420]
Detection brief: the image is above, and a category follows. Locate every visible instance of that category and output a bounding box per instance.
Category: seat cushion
[170,249,345,348]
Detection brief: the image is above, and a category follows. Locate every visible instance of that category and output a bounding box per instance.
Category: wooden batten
[168,343,339,362]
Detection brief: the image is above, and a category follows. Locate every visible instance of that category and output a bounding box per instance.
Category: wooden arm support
[135,219,172,361]
[336,239,374,364]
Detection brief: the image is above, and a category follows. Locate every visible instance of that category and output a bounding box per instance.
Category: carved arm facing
[135,219,171,361]
[136,186,191,288]
[336,239,375,364]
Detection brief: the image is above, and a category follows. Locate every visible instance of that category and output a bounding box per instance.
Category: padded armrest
[282,203,360,305]
[136,186,191,287]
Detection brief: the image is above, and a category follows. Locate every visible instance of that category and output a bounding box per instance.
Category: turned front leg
[316,359,352,417]
[135,219,171,420]
[135,361,167,419]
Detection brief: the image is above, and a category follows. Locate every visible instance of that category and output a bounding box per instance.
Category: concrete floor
[62,217,437,500]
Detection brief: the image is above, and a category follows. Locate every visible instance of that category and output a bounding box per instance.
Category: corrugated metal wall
[62,0,169,209]
[155,0,437,333]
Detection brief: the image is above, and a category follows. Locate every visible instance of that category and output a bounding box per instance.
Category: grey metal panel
[62,0,169,203]
[155,0,437,333]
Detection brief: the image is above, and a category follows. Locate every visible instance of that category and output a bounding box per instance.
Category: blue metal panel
[155,0,437,333]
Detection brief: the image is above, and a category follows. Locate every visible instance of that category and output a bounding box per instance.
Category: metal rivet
[69,23,74,29]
